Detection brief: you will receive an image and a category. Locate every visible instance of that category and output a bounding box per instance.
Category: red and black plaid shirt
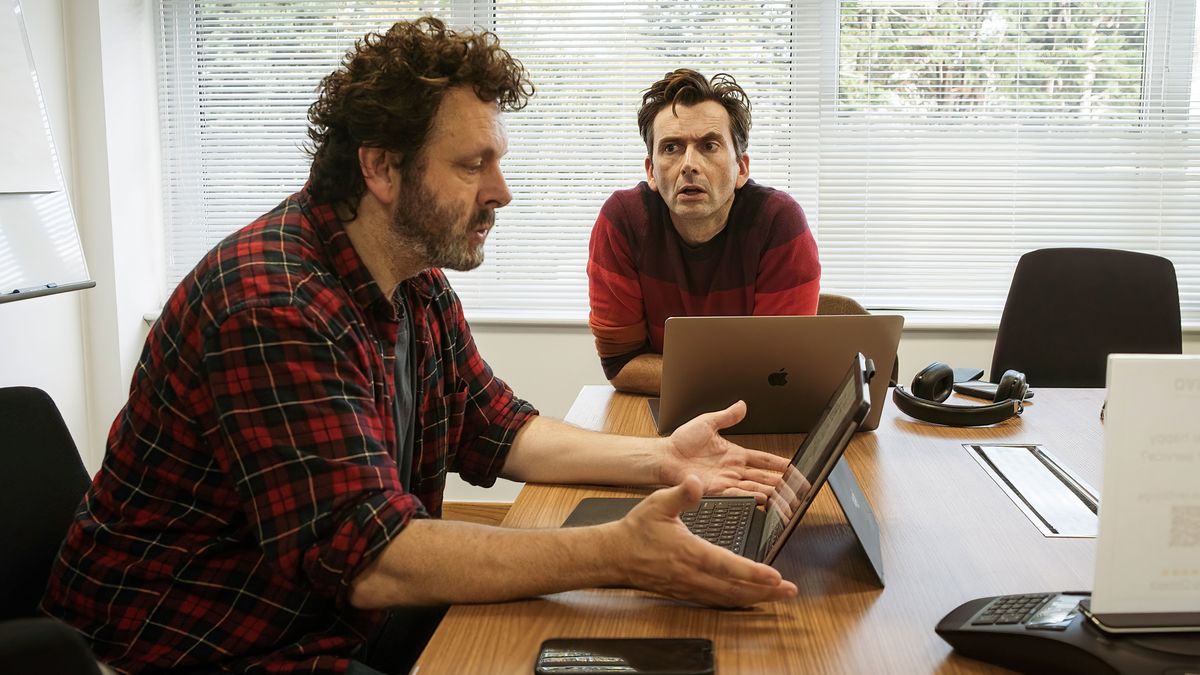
[41,187,536,673]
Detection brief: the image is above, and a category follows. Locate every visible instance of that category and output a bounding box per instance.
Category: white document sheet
[1093,355,1200,614]
[0,4,60,194]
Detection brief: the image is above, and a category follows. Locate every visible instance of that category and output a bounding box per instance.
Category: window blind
[822,0,1200,325]
[157,0,1200,326]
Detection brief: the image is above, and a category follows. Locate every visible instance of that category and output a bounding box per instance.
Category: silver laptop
[649,314,904,435]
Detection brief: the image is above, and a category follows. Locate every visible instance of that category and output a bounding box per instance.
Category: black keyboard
[680,499,754,554]
[935,592,1200,675]
[970,593,1056,627]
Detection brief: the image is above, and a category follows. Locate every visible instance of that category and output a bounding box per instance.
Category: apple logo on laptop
[768,368,788,387]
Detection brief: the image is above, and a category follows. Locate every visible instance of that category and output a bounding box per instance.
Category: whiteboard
[0,0,92,302]
[0,0,56,194]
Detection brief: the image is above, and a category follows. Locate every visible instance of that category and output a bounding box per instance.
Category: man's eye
[704,141,719,151]
[662,143,678,154]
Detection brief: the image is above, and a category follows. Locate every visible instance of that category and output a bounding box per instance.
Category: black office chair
[990,248,1182,388]
[0,386,101,675]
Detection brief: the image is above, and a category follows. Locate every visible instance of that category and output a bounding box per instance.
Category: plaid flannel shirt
[41,186,536,673]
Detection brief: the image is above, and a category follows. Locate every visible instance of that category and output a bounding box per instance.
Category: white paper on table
[1093,355,1200,614]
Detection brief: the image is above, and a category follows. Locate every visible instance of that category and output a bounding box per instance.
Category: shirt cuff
[304,489,426,603]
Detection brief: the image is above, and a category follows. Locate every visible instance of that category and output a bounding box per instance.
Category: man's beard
[390,177,494,272]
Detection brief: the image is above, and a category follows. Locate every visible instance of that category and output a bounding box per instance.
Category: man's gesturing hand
[609,475,798,608]
[660,401,791,504]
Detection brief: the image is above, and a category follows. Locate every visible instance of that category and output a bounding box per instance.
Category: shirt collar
[300,185,436,323]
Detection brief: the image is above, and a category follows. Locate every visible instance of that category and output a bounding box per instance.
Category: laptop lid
[653,314,902,435]
[754,353,872,564]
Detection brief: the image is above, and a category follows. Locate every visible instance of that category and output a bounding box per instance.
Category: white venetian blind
[157,1,1200,325]
[821,0,1200,325]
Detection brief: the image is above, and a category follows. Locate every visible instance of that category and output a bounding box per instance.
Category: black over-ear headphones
[892,362,1028,427]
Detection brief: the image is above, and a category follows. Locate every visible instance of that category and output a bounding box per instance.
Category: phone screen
[534,637,714,675]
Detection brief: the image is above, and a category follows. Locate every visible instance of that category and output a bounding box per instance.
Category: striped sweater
[587,180,821,379]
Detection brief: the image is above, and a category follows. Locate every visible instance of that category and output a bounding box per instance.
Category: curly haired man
[41,20,795,675]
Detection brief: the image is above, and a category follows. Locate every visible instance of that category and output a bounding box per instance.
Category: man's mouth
[678,185,706,197]
[473,210,495,233]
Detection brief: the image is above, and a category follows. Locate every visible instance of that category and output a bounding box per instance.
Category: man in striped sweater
[588,69,821,394]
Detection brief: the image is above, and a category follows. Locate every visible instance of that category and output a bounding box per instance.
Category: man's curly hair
[637,69,752,156]
[306,17,533,212]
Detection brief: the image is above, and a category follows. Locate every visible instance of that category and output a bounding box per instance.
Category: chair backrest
[817,292,869,317]
[817,292,899,386]
[0,387,91,621]
[990,248,1182,388]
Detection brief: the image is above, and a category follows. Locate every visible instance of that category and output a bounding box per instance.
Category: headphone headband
[892,362,1027,427]
[892,386,1023,427]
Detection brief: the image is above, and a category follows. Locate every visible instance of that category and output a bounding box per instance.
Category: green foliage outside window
[838,1,1147,119]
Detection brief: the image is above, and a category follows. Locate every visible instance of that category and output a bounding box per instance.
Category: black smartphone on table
[534,637,714,675]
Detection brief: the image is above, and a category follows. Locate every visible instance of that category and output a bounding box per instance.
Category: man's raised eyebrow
[657,131,725,148]
[656,134,683,148]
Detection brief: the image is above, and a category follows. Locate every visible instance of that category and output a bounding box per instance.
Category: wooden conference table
[414,386,1106,674]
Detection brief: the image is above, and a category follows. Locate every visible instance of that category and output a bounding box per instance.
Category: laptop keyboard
[680,499,755,554]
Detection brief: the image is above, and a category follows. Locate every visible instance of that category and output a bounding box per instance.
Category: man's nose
[482,164,512,209]
[680,145,700,174]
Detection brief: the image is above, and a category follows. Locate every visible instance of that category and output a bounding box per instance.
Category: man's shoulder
[601,182,654,216]
[596,182,660,238]
[737,179,800,209]
[732,180,807,232]
[609,181,653,201]
[181,192,344,318]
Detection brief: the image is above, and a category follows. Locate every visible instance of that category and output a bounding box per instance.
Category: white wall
[65,0,162,469]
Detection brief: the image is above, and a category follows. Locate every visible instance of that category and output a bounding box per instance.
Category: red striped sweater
[588,180,821,379]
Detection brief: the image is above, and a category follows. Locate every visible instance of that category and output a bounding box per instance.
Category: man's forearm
[349,518,624,608]
[349,478,798,611]
[500,415,666,486]
[609,353,663,395]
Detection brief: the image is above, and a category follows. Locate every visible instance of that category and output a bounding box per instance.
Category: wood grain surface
[414,386,1106,675]
[441,502,511,527]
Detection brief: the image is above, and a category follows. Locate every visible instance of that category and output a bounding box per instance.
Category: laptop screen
[755,353,873,564]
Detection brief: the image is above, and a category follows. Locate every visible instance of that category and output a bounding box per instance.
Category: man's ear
[358,146,402,206]
[735,152,750,189]
[644,156,659,193]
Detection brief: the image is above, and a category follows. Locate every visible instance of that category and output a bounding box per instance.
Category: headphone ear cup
[994,369,1027,402]
[911,362,954,403]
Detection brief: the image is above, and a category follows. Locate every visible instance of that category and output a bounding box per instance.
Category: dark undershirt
[392,299,416,492]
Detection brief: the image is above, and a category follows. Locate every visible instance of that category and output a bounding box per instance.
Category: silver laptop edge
[654,314,903,435]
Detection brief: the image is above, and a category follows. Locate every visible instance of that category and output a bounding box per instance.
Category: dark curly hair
[306,17,533,212]
[637,69,751,156]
